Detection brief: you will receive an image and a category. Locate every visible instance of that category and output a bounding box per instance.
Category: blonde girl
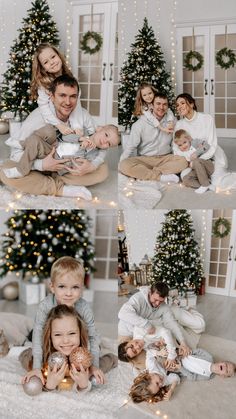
[133,83,175,134]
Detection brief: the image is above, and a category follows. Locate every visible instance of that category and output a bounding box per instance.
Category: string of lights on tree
[0,0,60,119]
[0,210,95,282]
[151,209,204,293]
[118,17,175,129]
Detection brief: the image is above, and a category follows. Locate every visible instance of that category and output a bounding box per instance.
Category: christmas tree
[0,0,60,118]
[0,210,95,284]
[151,210,204,293]
[118,18,175,129]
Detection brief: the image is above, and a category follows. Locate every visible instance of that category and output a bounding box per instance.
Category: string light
[65,2,72,66]
[170,0,178,93]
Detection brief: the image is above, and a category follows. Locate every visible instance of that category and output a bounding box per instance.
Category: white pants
[170,306,205,349]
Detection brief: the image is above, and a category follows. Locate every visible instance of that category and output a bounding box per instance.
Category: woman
[174,93,228,186]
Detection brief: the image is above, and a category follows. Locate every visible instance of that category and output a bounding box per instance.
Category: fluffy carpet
[0,338,122,419]
[118,334,236,419]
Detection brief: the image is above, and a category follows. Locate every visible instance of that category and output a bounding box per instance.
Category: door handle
[102,63,106,81]
[109,63,113,81]
[204,79,208,95]
[211,79,214,95]
[229,245,233,261]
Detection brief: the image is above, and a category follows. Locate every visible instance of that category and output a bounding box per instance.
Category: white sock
[62,185,92,200]
[160,174,179,183]
[3,167,24,178]
[208,184,216,191]
[195,186,209,194]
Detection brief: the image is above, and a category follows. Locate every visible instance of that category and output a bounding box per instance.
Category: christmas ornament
[216,47,236,70]
[0,119,9,134]
[48,351,67,370]
[23,376,43,396]
[184,50,204,72]
[2,282,19,300]
[69,347,92,370]
[80,31,103,55]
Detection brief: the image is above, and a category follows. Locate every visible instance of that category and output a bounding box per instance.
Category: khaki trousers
[0,160,108,196]
[119,154,188,180]
[182,159,214,188]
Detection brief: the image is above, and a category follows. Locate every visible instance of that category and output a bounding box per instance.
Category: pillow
[0,312,33,345]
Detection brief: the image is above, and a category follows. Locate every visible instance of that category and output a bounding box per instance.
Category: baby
[173,129,215,194]
[3,124,119,178]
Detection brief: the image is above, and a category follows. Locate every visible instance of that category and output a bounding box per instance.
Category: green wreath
[216,47,236,70]
[213,217,231,238]
[184,50,204,72]
[80,31,103,55]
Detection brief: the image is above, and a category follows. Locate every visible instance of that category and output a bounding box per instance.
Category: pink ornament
[69,347,92,370]
[23,376,43,396]
[48,351,67,370]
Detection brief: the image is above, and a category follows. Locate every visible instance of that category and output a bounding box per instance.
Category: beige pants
[0,160,108,196]
[182,158,214,188]
[119,154,188,180]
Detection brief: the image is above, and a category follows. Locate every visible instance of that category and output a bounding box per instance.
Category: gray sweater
[120,115,172,161]
[118,286,185,344]
[32,294,100,369]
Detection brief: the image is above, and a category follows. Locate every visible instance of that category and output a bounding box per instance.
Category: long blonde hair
[30,43,73,100]
[133,83,158,116]
[129,371,169,403]
[42,305,88,366]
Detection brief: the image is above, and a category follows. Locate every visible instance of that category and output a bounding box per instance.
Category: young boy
[173,129,215,194]
[22,256,105,385]
[3,124,119,178]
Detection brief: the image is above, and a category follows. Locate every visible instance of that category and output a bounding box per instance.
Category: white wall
[124,209,206,266]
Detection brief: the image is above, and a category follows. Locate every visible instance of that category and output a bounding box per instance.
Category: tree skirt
[118,334,236,419]
[0,338,121,419]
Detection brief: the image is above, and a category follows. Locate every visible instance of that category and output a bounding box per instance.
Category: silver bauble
[0,119,9,135]
[23,376,43,396]
[48,351,67,370]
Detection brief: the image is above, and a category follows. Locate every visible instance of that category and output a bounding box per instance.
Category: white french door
[205,209,236,297]
[176,24,236,138]
[67,0,118,125]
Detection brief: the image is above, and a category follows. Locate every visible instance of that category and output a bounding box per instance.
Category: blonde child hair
[31,43,73,100]
[133,82,158,116]
[50,256,85,284]
[174,129,192,143]
[42,304,88,365]
[129,371,169,403]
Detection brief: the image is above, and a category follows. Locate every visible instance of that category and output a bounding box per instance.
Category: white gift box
[19,281,46,305]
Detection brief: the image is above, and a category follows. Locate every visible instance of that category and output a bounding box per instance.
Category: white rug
[118,334,236,419]
[0,338,121,419]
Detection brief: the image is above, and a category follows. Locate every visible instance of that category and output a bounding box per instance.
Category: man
[119,92,188,182]
[118,282,205,353]
[0,75,109,197]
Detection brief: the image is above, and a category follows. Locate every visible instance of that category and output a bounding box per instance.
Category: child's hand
[74,128,84,137]
[22,368,45,385]
[146,325,155,334]
[159,126,174,134]
[163,388,173,401]
[156,347,168,357]
[56,124,74,135]
[70,363,89,389]
[80,138,96,150]
[190,152,197,160]
[46,360,67,390]
[89,365,105,384]
[164,358,177,369]
[178,343,192,357]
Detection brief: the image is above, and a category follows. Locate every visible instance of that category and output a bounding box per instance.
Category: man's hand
[42,147,70,171]
[65,158,96,176]
[178,342,191,358]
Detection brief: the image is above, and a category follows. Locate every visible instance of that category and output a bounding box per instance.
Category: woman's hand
[45,361,67,390]
[89,365,105,384]
[56,124,74,135]
[22,368,45,385]
[70,363,89,389]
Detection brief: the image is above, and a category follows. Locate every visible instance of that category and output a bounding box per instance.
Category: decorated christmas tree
[118,17,175,129]
[0,210,95,284]
[0,0,60,118]
[151,210,203,293]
